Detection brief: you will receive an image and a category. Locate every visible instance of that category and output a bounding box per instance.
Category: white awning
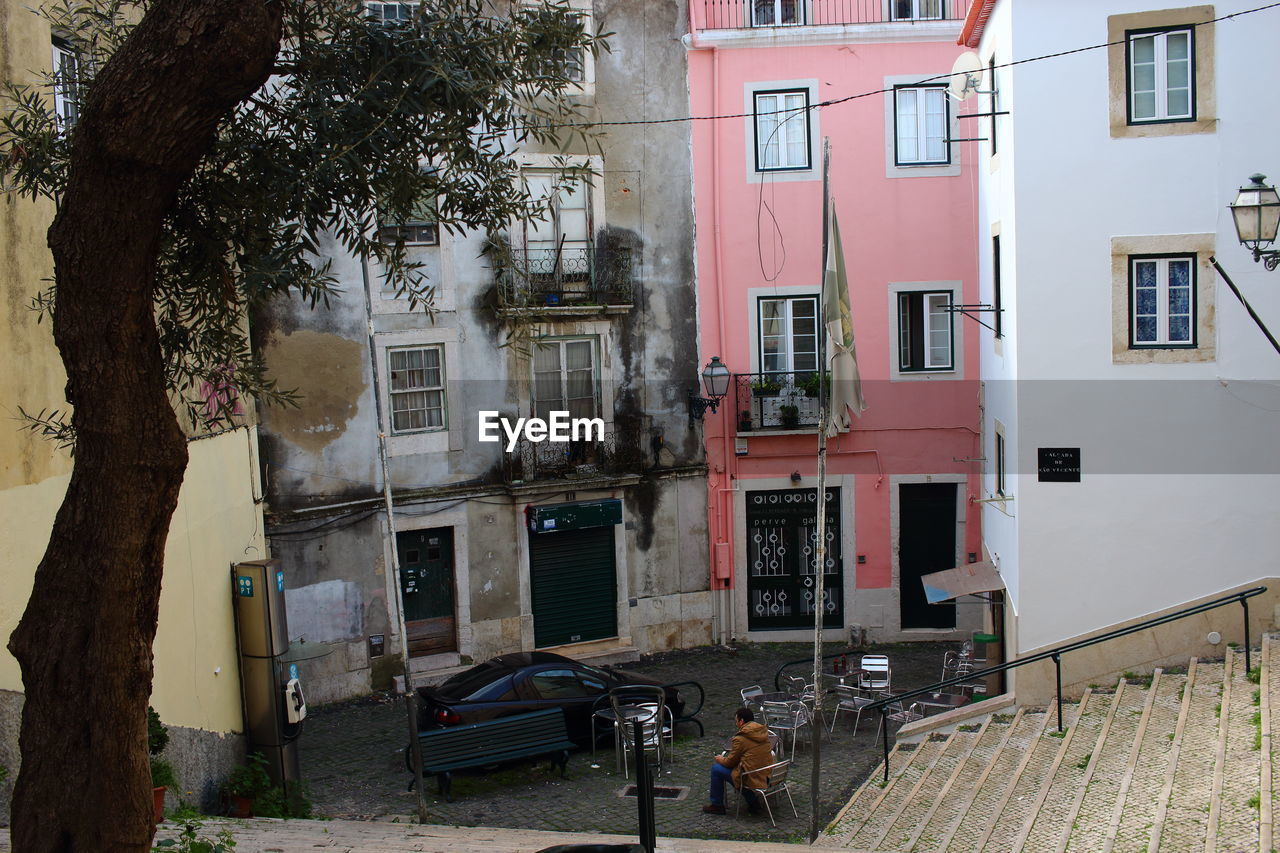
[921,561,1003,604]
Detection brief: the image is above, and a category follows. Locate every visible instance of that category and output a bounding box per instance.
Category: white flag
[823,204,866,438]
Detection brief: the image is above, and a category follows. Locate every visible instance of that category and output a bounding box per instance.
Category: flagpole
[809,137,831,844]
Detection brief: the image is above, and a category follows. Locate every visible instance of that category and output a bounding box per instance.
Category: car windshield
[436,662,515,701]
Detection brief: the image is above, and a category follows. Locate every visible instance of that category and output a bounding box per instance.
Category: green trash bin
[972,632,1002,696]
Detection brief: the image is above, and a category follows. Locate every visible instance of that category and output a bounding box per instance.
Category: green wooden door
[529,525,617,647]
[397,527,456,656]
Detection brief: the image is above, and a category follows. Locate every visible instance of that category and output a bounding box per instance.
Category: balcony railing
[497,246,633,308]
[733,372,825,432]
[698,0,968,30]
[505,427,648,483]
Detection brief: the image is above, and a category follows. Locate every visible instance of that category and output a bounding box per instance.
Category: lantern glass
[701,356,730,399]
[1230,176,1280,248]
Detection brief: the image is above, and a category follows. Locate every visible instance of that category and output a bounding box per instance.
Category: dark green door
[899,483,957,629]
[529,525,617,647]
[397,527,456,656]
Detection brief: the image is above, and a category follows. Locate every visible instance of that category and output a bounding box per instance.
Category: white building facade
[963,0,1280,698]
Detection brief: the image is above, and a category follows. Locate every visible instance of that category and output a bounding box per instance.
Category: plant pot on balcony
[738,411,752,432]
[779,405,801,429]
[752,381,781,397]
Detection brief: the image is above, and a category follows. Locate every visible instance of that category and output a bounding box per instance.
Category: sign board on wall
[1037,447,1081,482]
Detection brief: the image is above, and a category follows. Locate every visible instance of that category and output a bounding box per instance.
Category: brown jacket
[724,721,773,789]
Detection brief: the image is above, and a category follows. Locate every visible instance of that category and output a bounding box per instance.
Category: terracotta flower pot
[152,786,166,824]
[227,794,253,818]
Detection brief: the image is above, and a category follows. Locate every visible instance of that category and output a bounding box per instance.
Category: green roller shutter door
[529,525,617,648]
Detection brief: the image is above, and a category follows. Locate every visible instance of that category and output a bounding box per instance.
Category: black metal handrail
[497,245,633,307]
[866,585,1267,781]
[698,0,969,30]
[733,371,825,431]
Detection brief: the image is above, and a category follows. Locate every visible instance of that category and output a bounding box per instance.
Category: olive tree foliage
[3,0,605,437]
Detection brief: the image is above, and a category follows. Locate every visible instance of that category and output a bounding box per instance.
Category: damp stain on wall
[260,330,366,452]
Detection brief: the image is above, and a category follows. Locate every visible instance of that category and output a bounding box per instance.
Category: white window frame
[388,345,446,434]
[893,86,950,166]
[1129,255,1196,348]
[753,89,811,173]
[377,192,438,246]
[366,2,418,22]
[890,0,943,21]
[751,0,803,26]
[1127,27,1195,123]
[897,290,954,372]
[532,337,599,422]
[757,296,819,376]
[52,37,80,129]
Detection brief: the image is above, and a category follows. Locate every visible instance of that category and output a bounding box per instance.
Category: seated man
[703,707,772,815]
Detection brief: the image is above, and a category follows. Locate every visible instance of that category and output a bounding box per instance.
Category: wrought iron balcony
[504,426,648,483]
[733,372,825,432]
[496,246,633,308]
[698,0,968,31]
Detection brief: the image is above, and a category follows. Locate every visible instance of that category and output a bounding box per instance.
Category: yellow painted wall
[1,0,266,737]
[0,428,265,735]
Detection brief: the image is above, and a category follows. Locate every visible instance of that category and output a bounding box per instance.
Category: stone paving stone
[979,703,1082,853]
[878,729,981,851]
[296,641,957,844]
[1020,690,1114,853]
[1216,648,1261,853]
[911,714,1015,853]
[1162,661,1222,853]
[1064,679,1149,853]
[949,711,1046,853]
[1112,671,1182,853]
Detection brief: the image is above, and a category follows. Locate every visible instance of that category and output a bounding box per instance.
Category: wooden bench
[405,707,576,801]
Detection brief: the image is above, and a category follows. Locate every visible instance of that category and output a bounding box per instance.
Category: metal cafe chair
[734,758,799,826]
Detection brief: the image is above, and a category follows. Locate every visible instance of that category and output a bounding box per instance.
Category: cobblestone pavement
[298,641,959,844]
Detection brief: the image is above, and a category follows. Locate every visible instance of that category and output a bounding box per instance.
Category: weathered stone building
[257,0,710,702]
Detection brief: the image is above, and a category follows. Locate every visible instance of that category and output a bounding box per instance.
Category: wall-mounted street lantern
[688,356,730,426]
[1229,174,1280,270]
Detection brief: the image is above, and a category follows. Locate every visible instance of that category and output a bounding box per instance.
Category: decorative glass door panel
[746,488,842,630]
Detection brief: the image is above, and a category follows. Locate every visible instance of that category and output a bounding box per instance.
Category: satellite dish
[947,52,985,102]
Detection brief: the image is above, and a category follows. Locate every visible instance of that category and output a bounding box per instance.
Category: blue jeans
[709,761,759,808]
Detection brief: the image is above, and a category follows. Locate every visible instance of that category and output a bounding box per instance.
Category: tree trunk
[6,3,282,850]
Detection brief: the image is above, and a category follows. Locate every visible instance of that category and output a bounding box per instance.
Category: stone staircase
[818,634,1280,853]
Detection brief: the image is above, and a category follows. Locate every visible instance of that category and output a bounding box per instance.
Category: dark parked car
[413,651,685,744]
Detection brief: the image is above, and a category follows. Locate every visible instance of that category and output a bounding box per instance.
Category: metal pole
[633,720,655,853]
[1209,256,1280,356]
[1053,653,1063,732]
[809,136,832,844]
[1243,598,1252,674]
[881,709,890,783]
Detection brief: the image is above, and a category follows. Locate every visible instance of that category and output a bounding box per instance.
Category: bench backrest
[418,707,570,766]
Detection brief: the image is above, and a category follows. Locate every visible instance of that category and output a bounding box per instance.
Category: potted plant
[221,752,271,818]
[738,410,752,432]
[799,372,828,398]
[751,377,781,397]
[148,706,175,824]
[779,404,800,428]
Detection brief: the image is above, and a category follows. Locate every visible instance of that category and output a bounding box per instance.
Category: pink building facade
[686,0,985,644]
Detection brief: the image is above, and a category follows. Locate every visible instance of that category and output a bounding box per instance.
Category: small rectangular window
[1129,255,1196,348]
[759,296,818,375]
[751,0,802,26]
[378,193,438,246]
[1127,27,1195,123]
[754,89,810,172]
[995,431,1006,496]
[533,338,598,422]
[891,0,943,21]
[389,346,446,433]
[897,290,954,371]
[52,38,80,129]
[894,86,949,166]
[366,2,417,22]
[992,234,1003,339]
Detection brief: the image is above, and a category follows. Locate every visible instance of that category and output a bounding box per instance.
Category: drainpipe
[684,5,735,643]
[360,256,428,821]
